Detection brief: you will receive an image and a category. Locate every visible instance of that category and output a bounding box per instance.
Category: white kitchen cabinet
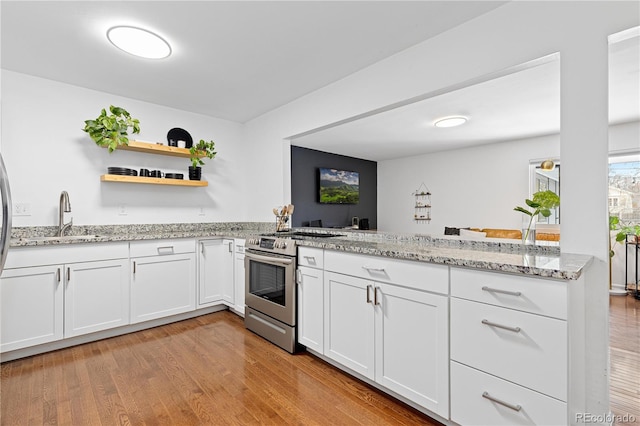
[64,259,130,338]
[375,282,449,416]
[322,250,449,418]
[323,271,375,378]
[233,239,245,315]
[0,265,63,352]
[131,240,196,323]
[198,238,234,307]
[297,255,324,353]
[450,267,569,425]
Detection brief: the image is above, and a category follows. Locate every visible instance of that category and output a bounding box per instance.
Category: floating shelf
[105,140,204,158]
[101,174,208,187]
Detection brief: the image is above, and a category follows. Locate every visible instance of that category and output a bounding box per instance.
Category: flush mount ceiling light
[107,26,171,59]
[540,159,556,171]
[433,116,468,128]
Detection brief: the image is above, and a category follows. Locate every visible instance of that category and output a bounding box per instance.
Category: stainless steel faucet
[58,191,72,237]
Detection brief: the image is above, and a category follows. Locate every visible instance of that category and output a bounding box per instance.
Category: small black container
[188,166,201,181]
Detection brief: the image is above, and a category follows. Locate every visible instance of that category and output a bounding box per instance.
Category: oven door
[245,249,296,326]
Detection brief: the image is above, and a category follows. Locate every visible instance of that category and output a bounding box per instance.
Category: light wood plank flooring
[0,311,440,425]
[1,295,638,425]
[610,294,640,425]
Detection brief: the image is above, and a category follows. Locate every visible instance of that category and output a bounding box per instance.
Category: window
[609,152,640,222]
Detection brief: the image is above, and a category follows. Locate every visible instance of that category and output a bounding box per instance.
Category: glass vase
[522,217,536,245]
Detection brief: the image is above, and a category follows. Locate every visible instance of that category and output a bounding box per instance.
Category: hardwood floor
[609,294,640,426]
[2,296,637,425]
[0,312,440,425]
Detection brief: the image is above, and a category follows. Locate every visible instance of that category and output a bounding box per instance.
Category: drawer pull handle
[481,286,522,297]
[362,265,385,272]
[303,256,317,265]
[482,391,522,412]
[366,285,373,304]
[481,319,521,333]
[157,246,174,255]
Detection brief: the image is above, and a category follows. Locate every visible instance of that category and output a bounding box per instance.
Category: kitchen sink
[17,234,104,243]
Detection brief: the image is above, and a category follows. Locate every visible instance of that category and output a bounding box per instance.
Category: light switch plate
[13,202,31,216]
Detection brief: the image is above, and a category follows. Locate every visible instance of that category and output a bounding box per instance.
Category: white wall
[377,134,559,234]
[243,2,639,417]
[1,70,246,226]
[378,121,640,235]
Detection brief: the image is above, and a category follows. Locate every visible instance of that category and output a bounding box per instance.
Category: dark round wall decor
[167,127,193,148]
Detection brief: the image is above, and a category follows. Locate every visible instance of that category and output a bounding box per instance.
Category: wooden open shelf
[106,140,204,158]
[101,174,208,187]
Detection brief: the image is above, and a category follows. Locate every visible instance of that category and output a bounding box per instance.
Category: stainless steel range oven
[244,234,298,353]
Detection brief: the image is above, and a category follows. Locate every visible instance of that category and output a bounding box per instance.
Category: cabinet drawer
[130,239,195,257]
[324,250,448,294]
[451,362,567,426]
[5,242,129,269]
[451,297,567,401]
[451,267,567,319]
[298,247,323,269]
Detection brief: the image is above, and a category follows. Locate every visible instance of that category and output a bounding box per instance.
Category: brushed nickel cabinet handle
[482,286,522,297]
[362,265,385,272]
[133,261,136,274]
[366,285,372,304]
[374,287,380,306]
[228,242,233,253]
[482,319,521,333]
[66,267,70,282]
[56,268,61,283]
[482,391,522,412]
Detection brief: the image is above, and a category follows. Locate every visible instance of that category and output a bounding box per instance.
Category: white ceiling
[0,0,506,123]
[292,32,640,161]
[1,2,637,162]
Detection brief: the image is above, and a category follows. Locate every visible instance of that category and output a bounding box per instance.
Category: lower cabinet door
[297,265,324,353]
[64,259,130,338]
[375,283,449,418]
[233,240,245,315]
[1,265,63,352]
[323,272,374,380]
[450,361,567,426]
[198,239,234,307]
[131,253,196,323]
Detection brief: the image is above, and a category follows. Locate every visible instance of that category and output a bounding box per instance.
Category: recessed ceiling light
[107,26,171,59]
[433,116,468,128]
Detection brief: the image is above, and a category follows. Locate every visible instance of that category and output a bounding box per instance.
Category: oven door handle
[245,251,293,266]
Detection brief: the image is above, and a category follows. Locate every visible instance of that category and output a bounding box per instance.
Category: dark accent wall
[291,146,377,229]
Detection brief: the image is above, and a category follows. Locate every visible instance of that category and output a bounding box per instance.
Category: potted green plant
[610,216,640,256]
[188,139,217,180]
[514,190,560,244]
[82,105,140,152]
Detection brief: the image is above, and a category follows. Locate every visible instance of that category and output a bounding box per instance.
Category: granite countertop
[9,223,592,280]
[295,237,591,280]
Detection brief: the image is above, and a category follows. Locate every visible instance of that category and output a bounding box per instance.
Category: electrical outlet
[198,207,205,216]
[13,202,31,216]
[118,205,127,216]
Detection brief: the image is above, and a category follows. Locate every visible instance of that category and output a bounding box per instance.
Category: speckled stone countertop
[9,223,592,280]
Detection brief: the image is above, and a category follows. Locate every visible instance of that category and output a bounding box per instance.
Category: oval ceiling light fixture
[540,159,556,171]
[433,116,468,128]
[107,26,171,59]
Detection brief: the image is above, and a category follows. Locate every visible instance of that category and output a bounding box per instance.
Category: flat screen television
[318,167,359,204]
